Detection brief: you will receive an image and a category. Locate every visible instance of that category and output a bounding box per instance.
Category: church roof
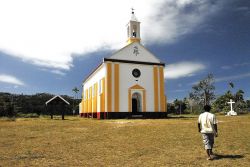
[108,42,164,65]
[82,62,104,84]
[82,42,165,84]
[103,58,165,66]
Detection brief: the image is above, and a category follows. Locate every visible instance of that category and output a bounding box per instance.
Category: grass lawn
[0,114,249,166]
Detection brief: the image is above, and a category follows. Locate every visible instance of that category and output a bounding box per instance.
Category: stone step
[131,114,143,118]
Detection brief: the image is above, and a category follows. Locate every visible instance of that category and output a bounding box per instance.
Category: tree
[72,87,80,100]
[0,92,75,117]
[246,100,250,112]
[173,99,187,114]
[72,87,79,115]
[229,82,234,89]
[185,97,195,114]
[213,91,234,113]
[0,93,16,117]
[167,103,176,114]
[213,89,248,114]
[234,89,246,113]
[235,89,244,102]
[189,74,215,105]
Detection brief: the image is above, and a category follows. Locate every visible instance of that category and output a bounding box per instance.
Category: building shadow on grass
[213,154,244,160]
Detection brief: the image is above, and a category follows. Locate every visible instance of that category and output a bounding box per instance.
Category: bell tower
[127,9,141,45]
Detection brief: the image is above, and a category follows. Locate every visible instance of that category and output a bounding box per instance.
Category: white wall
[82,62,160,113]
[119,63,155,112]
[84,65,106,89]
[83,64,106,112]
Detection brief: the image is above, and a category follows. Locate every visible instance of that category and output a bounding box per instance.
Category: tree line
[1,76,249,117]
[167,74,250,115]
[0,92,81,117]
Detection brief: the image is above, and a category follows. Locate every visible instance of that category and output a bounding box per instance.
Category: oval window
[132,69,141,78]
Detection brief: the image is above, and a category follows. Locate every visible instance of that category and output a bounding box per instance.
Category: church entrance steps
[131,114,143,119]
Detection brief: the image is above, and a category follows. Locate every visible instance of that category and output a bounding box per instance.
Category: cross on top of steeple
[131,8,135,14]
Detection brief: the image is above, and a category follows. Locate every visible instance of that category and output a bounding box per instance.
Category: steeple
[126,9,141,44]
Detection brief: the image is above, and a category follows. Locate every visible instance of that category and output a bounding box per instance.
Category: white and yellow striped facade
[79,43,167,119]
[79,11,167,119]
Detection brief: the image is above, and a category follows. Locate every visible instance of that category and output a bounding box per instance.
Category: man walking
[198,105,218,160]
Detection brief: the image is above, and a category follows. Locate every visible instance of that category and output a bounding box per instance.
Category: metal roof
[45,95,70,105]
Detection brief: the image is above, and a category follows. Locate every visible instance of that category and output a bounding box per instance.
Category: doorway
[132,92,141,113]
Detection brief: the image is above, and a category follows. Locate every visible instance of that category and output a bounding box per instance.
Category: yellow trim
[114,64,119,112]
[159,66,165,112]
[88,87,92,113]
[154,66,159,112]
[93,83,97,113]
[127,38,141,45]
[106,63,112,112]
[129,84,145,89]
[92,87,94,113]
[84,100,86,114]
[100,78,105,112]
[128,84,146,112]
[83,90,85,113]
[128,90,131,112]
[96,83,98,112]
[142,90,146,112]
[85,90,89,113]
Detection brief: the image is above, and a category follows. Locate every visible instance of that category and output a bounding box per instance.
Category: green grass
[0,115,249,166]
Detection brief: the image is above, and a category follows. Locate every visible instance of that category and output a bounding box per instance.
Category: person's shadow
[213,154,244,160]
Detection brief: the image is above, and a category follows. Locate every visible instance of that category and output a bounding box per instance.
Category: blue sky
[0,0,249,102]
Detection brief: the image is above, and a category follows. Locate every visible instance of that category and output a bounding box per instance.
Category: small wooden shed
[45,95,70,120]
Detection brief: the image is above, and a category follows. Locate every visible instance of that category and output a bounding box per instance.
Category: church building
[79,11,167,119]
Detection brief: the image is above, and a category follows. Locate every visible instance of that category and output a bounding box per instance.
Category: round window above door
[132,68,141,78]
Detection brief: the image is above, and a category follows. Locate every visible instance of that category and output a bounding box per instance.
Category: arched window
[132,25,137,37]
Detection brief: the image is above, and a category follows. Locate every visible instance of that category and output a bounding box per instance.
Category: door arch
[128,84,146,112]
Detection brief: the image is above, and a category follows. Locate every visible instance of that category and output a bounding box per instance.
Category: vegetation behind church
[168,74,250,115]
[0,93,81,117]
[0,74,249,117]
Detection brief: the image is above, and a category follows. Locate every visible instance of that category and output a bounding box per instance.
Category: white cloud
[234,62,250,67]
[0,74,25,86]
[221,62,250,70]
[164,61,206,79]
[51,70,66,76]
[215,72,250,82]
[221,65,232,70]
[170,89,189,93]
[0,0,224,70]
[39,68,66,76]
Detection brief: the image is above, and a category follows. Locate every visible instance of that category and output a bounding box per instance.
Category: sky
[0,0,249,102]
